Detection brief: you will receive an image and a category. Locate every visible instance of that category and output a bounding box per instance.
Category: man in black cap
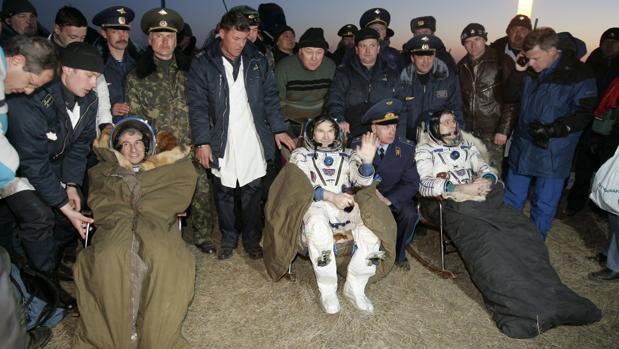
[409,15,456,72]
[351,99,420,270]
[93,6,139,120]
[490,14,532,80]
[127,7,219,256]
[359,7,404,72]
[328,27,403,140]
[0,0,49,46]
[188,9,294,260]
[275,27,335,138]
[5,42,102,309]
[400,34,464,141]
[457,23,516,174]
[50,6,113,131]
[333,24,357,66]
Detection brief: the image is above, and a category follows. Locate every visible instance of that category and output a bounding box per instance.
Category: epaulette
[398,137,416,148]
[41,93,54,109]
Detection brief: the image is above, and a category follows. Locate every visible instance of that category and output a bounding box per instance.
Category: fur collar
[400,57,450,85]
[134,47,191,79]
[93,132,191,172]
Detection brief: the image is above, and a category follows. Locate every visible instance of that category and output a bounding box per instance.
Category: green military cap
[140,7,184,34]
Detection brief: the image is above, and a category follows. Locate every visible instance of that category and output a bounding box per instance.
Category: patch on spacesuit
[322,168,335,176]
[310,171,316,182]
[367,251,386,266]
[323,155,334,166]
[317,250,332,267]
[436,172,449,179]
[456,169,466,176]
[436,90,448,98]
[450,150,460,160]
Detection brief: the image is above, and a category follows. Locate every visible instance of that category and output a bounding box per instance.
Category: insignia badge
[42,94,53,108]
[117,8,126,15]
[436,90,448,98]
[395,147,401,157]
[324,155,334,167]
[418,20,424,26]
[159,20,167,27]
[322,168,336,176]
[470,29,475,34]
[374,9,380,14]
[421,36,429,42]
[158,9,168,15]
[46,132,57,141]
[421,44,430,50]
[405,96,415,101]
[386,100,393,106]
[450,151,460,160]
[118,17,126,24]
[519,16,524,20]
[436,172,448,179]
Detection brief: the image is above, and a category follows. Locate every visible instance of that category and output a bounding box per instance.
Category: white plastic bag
[590,147,619,215]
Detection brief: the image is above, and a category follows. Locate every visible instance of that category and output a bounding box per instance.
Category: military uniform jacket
[125,48,192,145]
[7,79,98,208]
[352,137,419,212]
[103,50,136,105]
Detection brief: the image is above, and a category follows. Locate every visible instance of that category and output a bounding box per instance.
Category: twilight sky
[30,0,618,61]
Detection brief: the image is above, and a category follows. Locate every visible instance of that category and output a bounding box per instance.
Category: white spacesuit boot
[306,214,340,314]
[343,225,380,313]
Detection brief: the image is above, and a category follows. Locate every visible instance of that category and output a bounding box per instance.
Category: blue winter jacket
[187,40,287,168]
[399,58,464,141]
[7,79,98,207]
[507,52,597,178]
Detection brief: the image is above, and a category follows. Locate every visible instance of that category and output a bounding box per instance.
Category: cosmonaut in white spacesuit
[289,115,381,314]
[415,110,498,199]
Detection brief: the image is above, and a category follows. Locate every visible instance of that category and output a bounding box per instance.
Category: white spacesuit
[289,117,380,314]
[415,111,497,198]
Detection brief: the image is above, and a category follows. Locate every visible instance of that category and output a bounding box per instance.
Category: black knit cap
[355,27,380,45]
[2,0,37,18]
[601,27,619,43]
[506,14,532,33]
[273,25,294,43]
[460,23,487,44]
[298,27,328,50]
[60,42,104,74]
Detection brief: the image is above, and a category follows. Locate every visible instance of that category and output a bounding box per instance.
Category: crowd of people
[0,0,617,347]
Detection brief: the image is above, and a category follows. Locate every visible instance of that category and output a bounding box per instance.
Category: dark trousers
[567,129,605,211]
[391,202,419,262]
[213,177,263,251]
[2,190,75,273]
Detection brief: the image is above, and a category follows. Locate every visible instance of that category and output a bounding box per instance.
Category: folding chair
[406,196,458,279]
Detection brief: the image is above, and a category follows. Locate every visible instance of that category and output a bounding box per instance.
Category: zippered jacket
[7,79,97,207]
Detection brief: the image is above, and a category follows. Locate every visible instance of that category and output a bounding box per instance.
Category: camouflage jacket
[125,49,192,145]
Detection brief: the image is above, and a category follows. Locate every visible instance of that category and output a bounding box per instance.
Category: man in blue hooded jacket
[503,27,597,240]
